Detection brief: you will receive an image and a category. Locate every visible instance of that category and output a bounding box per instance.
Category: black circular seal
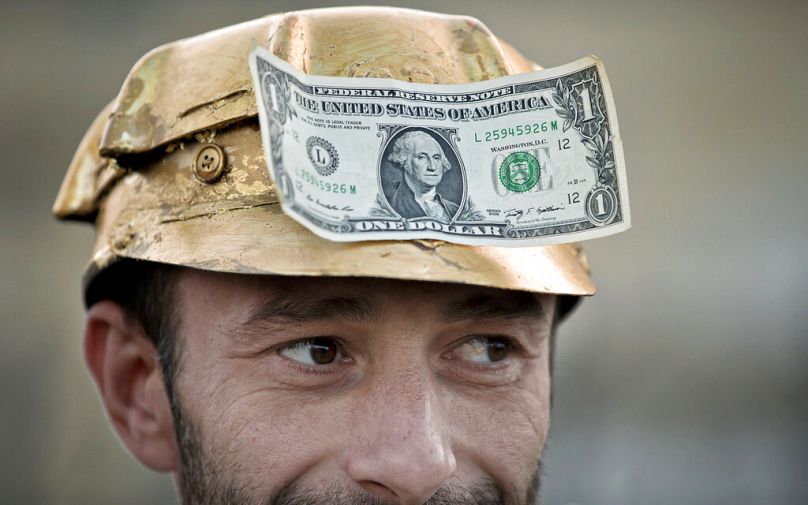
[306,136,339,176]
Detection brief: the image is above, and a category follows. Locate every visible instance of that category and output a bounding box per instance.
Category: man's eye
[278,337,340,365]
[455,336,514,364]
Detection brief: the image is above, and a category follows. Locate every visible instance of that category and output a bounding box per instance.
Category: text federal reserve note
[249,46,630,246]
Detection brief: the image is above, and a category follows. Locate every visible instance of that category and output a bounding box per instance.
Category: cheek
[179,364,355,492]
[442,361,551,483]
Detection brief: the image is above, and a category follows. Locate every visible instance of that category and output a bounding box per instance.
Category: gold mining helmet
[53,7,596,303]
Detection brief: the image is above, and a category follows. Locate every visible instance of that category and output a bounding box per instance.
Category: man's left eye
[453,336,514,364]
[278,337,341,366]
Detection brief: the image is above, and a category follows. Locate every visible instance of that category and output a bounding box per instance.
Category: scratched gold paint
[53,7,596,299]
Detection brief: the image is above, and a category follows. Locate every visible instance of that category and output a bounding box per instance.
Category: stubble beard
[170,393,542,505]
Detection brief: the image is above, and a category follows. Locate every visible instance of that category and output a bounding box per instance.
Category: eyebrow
[443,292,547,324]
[232,290,545,345]
[241,294,381,327]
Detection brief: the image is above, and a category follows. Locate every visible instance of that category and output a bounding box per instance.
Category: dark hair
[85,260,574,398]
[85,260,183,395]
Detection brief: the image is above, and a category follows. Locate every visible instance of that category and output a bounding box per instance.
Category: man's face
[170,271,555,505]
[405,135,448,188]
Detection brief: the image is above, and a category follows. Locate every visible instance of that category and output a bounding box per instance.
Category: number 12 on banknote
[250,46,631,247]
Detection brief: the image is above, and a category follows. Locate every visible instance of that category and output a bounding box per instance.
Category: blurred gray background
[2,0,806,504]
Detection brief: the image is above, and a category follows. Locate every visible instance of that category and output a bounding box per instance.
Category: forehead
[173,270,552,327]
[411,134,441,152]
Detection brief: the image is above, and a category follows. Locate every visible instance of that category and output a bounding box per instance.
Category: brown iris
[309,337,338,364]
[486,338,510,362]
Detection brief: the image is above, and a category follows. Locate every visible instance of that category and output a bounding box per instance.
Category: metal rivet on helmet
[193,144,226,183]
[52,7,597,303]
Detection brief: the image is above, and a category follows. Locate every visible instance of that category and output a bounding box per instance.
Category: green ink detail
[499,152,540,192]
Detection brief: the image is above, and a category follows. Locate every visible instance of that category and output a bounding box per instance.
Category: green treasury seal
[499,151,540,192]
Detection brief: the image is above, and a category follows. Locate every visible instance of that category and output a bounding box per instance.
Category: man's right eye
[278,337,341,365]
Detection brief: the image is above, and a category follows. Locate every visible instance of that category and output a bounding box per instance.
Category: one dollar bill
[249,46,630,246]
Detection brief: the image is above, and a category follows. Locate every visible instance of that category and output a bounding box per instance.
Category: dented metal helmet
[53,6,596,302]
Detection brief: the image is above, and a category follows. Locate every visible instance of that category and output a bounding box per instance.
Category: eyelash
[274,334,524,376]
[275,337,349,375]
[451,335,520,367]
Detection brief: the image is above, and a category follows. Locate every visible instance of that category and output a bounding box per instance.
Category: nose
[346,368,457,504]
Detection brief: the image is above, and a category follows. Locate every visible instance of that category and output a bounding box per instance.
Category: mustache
[172,395,541,505]
[271,479,505,505]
